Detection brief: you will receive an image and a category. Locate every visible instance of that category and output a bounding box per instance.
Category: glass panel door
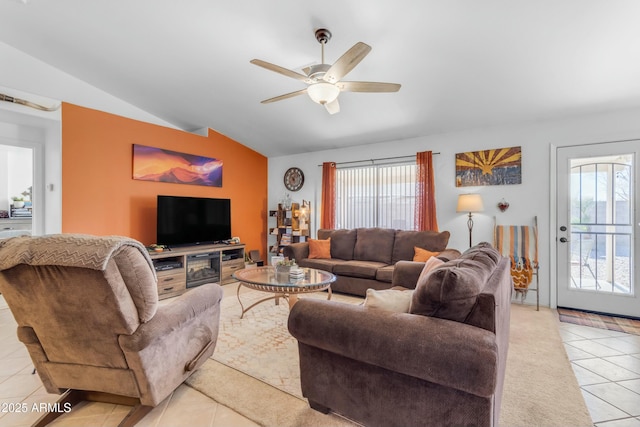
[557,141,639,317]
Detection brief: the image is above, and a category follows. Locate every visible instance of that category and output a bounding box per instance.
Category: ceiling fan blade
[260,89,308,104]
[250,59,314,84]
[336,81,401,93]
[324,98,340,115]
[322,42,371,83]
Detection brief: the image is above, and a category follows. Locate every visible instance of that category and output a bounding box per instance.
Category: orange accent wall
[61,102,268,258]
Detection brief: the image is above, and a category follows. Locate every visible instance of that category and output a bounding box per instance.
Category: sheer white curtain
[335,163,416,230]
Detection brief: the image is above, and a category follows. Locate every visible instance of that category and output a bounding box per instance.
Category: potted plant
[11,197,24,209]
[275,258,297,280]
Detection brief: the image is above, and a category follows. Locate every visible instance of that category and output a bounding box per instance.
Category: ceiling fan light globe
[307,82,339,105]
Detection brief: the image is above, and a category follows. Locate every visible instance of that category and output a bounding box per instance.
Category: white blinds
[335,163,416,230]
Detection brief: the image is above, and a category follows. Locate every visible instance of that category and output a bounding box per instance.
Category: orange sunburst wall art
[132,144,223,187]
[455,146,522,187]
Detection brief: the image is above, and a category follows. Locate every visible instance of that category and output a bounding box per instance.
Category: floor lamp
[456,194,484,247]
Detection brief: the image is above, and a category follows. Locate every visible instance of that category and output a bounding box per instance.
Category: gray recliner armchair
[0,234,223,427]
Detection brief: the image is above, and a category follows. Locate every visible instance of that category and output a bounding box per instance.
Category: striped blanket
[494,225,538,291]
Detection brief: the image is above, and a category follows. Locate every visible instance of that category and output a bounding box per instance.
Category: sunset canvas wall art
[455,146,522,187]
[132,144,223,187]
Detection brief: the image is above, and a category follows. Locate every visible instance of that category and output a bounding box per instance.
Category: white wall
[269,106,640,309]
[0,42,185,235]
[5,145,32,205]
[0,149,7,212]
[0,42,178,130]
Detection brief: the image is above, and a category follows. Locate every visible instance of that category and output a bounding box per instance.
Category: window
[569,155,633,294]
[335,163,416,230]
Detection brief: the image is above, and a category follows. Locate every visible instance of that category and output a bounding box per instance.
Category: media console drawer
[221,259,245,284]
[157,269,186,299]
[150,243,245,297]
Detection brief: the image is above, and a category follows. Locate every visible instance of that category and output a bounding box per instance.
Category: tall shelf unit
[268,202,310,259]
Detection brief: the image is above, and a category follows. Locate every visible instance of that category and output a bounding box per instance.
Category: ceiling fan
[250,28,401,115]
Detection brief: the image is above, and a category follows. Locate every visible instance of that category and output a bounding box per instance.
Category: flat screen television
[157,195,231,247]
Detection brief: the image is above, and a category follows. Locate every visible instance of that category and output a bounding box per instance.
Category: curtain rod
[317,153,440,167]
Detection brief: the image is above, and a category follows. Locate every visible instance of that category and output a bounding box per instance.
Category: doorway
[0,100,62,236]
[0,144,33,236]
[556,141,639,318]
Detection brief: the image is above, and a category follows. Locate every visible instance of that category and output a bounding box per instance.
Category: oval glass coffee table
[233,266,336,318]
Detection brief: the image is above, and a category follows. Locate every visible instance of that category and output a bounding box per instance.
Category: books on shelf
[280,234,292,245]
[10,208,32,218]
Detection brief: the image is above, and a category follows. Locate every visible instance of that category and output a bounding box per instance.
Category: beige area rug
[187,287,359,426]
[186,286,592,427]
[209,286,361,398]
[500,305,592,427]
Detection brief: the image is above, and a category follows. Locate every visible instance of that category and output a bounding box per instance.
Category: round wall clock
[284,167,304,191]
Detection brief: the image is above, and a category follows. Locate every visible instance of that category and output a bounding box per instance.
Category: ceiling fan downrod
[315,28,332,65]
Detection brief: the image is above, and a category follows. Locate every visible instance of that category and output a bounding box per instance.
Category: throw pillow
[409,256,445,297]
[416,255,445,283]
[308,238,331,259]
[364,288,413,313]
[410,255,494,322]
[413,246,440,262]
[391,230,451,264]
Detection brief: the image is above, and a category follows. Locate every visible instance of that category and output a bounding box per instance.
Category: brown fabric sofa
[283,227,460,296]
[0,234,223,426]
[288,243,512,427]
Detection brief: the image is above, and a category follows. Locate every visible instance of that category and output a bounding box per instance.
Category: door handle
[559,237,568,243]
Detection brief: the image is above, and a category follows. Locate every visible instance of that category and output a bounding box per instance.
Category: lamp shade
[456,194,484,213]
[307,82,340,105]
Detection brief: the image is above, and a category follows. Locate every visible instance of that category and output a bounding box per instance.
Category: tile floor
[0,293,258,427]
[559,319,640,426]
[2,289,640,427]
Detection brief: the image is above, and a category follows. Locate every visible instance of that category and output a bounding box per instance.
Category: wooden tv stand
[149,243,245,299]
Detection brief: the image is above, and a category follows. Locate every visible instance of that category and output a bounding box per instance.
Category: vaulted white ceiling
[2,0,640,157]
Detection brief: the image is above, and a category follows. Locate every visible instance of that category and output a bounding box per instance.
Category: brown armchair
[0,234,223,427]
